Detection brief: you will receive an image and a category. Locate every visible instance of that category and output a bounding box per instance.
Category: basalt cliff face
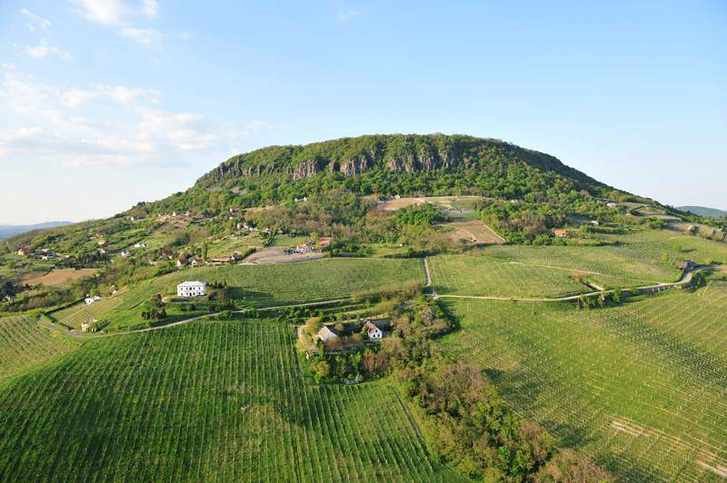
[195,133,602,190]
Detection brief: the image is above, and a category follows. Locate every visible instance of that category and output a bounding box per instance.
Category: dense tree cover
[476,195,619,244]
[150,134,617,216]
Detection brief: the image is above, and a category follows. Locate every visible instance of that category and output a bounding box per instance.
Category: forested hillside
[188,134,613,207]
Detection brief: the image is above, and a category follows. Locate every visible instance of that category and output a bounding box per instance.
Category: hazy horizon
[1,1,725,224]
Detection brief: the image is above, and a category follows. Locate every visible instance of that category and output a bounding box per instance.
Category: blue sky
[0,0,725,224]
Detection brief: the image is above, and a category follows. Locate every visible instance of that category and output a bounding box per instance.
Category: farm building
[313,326,339,343]
[85,295,102,305]
[177,281,207,297]
[364,320,383,339]
[553,229,568,238]
[318,237,332,248]
[81,319,98,332]
[293,243,311,254]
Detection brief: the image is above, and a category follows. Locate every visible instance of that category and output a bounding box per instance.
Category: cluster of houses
[175,252,245,268]
[16,247,62,260]
[312,319,385,346]
[288,237,333,255]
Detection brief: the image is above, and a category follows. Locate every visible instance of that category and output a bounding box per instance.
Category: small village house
[85,295,102,305]
[294,242,311,254]
[81,319,98,332]
[318,237,332,248]
[553,229,568,238]
[177,281,207,297]
[17,247,31,256]
[313,326,339,344]
[364,320,383,340]
[134,242,147,248]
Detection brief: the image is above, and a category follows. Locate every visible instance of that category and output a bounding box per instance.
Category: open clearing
[23,268,98,287]
[0,320,456,482]
[373,195,483,220]
[439,283,727,482]
[243,247,324,264]
[437,220,504,245]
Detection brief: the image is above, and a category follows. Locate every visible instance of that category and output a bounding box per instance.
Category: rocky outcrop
[292,160,323,180]
[193,133,601,191]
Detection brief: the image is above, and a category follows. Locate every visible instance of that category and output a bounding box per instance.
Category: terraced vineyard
[0,316,78,382]
[0,320,455,481]
[440,283,727,481]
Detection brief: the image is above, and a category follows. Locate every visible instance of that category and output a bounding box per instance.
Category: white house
[134,242,148,248]
[364,320,383,339]
[177,281,207,297]
[85,295,102,305]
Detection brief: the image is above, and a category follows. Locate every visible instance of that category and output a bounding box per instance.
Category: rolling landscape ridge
[1,133,726,482]
[1,3,725,481]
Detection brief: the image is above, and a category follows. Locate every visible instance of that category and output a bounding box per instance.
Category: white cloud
[0,72,261,168]
[337,8,363,22]
[141,0,159,18]
[119,27,161,44]
[0,63,16,70]
[0,126,44,142]
[61,84,157,108]
[15,40,73,60]
[20,8,52,31]
[75,0,128,24]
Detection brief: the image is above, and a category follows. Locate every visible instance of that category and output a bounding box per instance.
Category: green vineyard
[0,316,78,382]
[440,282,727,481]
[0,320,456,482]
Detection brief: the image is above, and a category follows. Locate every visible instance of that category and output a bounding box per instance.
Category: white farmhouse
[364,320,383,340]
[85,295,102,305]
[177,281,207,297]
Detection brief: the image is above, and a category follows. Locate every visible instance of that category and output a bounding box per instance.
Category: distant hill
[195,134,610,198]
[677,206,727,218]
[0,221,73,240]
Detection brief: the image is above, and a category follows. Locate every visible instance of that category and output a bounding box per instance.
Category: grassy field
[23,268,98,287]
[207,234,308,257]
[429,243,682,298]
[439,283,727,481]
[0,316,78,382]
[66,258,423,330]
[0,320,455,482]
